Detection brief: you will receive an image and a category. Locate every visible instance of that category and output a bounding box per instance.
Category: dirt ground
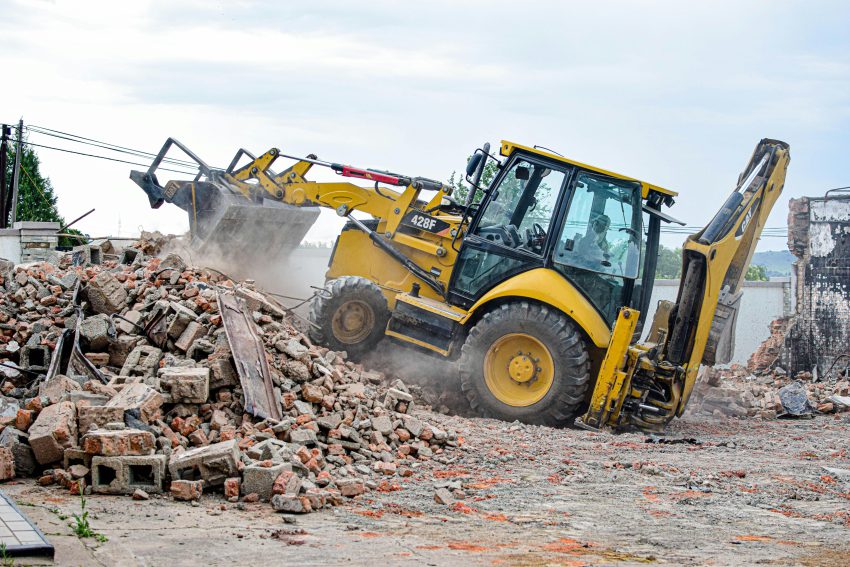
[4,410,848,566]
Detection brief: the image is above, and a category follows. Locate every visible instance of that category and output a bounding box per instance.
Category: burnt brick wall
[782,196,850,373]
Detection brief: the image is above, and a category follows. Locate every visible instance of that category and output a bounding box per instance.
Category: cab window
[555,172,642,277]
[553,172,643,324]
[450,158,567,301]
[474,159,566,255]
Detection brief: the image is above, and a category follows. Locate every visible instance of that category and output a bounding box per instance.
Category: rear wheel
[459,301,591,426]
[309,276,389,357]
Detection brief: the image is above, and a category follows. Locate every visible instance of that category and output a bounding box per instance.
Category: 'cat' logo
[736,196,760,237]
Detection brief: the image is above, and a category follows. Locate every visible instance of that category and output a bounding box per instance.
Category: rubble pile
[688,365,850,419]
[0,242,458,514]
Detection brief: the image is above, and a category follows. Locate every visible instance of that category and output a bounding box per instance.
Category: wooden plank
[217,292,282,421]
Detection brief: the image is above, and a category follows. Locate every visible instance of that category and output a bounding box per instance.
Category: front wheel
[458,301,591,427]
[308,276,389,358]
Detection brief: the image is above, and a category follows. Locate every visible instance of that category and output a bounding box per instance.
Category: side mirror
[463,142,491,208]
[466,152,483,177]
[515,166,530,181]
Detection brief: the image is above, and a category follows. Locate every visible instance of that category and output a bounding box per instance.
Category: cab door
[448,155,570,307]
[550,171,645,325]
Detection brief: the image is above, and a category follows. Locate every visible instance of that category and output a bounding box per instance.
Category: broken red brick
[224,477,240,500]
[170,479,203,501]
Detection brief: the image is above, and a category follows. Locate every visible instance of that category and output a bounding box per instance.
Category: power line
[20,140,199,175]
[26,125,200,169]
[27,124,201,167]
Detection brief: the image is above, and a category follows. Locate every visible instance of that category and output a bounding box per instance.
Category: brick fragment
[224,477,240,500]
[166,304,198,340]
[80,314,111,351]
[272,470,302,496]
[39,374,82,405]
[271,493,309,513]
[78,406,125,436]
[168,439,240,487]
[15,409,33,432]
[0,447,15,480]
[301,383,324,403]
[28,401,78,465]
[208,358,238,389]
[434,487,454,505]
[62,465,86,483]
[87,271,128,315]
[170,479,203,501]
[0,427,36,476]
[188,429,208,447]
[371,415,392,436]
[106,382,163,423]
[303,489,327,511]
[159,367,209,403]
[336,478,365,497]
[82,428,155,456]
[242,461,291,501]
[119,346,163,378]
[175,322,206,352]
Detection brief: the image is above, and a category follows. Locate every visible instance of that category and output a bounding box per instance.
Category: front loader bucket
[191,198,320,278]
[130,137,322,282]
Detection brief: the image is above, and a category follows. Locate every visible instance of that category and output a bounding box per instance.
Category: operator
[574,214,611,267]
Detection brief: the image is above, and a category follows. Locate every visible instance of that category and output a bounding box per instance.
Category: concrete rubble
[688,364,850,419]
[0,235,458,514]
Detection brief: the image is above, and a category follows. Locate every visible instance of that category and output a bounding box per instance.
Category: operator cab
[448,141,679,331]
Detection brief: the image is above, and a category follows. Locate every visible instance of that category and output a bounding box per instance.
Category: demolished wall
[0,238,459,513]
[779,195,850,374]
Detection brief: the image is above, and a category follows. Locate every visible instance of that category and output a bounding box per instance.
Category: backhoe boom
[579,138,790,431]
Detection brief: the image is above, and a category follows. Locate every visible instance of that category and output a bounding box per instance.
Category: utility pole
[0,125,8,228]
[9,119,23,226]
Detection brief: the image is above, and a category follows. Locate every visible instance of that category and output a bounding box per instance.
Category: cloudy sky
[1,0,848,250]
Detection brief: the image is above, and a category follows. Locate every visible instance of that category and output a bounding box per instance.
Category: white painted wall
[645,279,790,365]
[0,231,22,264]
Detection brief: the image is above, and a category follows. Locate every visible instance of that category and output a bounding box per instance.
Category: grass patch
[71,485,107,543]
[0,543,13,567]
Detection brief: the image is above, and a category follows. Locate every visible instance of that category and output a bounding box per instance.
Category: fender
[461,268,611,349]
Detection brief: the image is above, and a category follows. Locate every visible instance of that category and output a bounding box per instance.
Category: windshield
[473,158,566,255]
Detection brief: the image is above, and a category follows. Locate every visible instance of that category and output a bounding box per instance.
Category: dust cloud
[145,228,472,415]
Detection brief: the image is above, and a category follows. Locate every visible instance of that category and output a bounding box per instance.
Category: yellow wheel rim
[483,333,554,407]
[331,300,374,344]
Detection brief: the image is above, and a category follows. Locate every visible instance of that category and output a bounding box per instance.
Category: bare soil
[5,411,849,566]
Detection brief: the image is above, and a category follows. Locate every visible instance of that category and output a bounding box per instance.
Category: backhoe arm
[580,139,790,431]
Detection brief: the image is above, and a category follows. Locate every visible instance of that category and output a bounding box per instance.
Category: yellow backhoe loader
[130,137,789,431]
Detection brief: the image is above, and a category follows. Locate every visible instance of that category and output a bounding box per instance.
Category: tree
[447,158,499,205]
[653,245,767,281]
[4,138,85,246]
[654,244,682,279]
[745,264,769,281]
[447,157,557,231]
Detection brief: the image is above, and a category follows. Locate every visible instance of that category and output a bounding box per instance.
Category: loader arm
[579,139,790,431]
[130,141,463,295]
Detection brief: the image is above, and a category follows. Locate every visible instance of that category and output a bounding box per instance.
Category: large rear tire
[459,301,591,427]
[309,276,389,358]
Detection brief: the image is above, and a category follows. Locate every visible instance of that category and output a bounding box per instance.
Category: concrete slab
[0,490,53,558]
